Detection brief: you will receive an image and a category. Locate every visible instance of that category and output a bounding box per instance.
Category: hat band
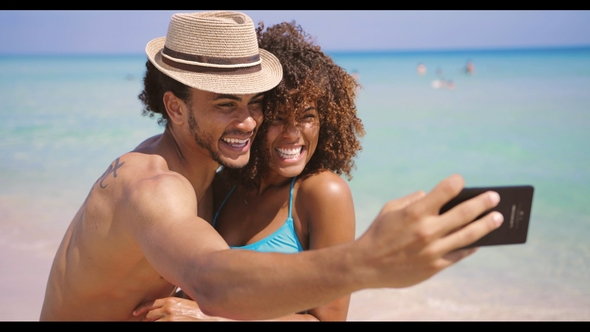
[162,46,262,74]
[163,46,261,66]
[162,56,262,75]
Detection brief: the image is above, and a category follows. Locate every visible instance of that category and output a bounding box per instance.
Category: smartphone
[439,185,534,248]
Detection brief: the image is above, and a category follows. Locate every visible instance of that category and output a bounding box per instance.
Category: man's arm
[126,173,502,320]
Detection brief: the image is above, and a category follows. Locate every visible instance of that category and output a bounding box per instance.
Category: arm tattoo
[98,157,125,189]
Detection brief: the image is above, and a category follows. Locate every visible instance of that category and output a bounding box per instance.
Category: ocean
[1,48,589,319]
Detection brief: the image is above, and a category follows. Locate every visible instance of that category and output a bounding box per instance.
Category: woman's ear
[163,91,186,125]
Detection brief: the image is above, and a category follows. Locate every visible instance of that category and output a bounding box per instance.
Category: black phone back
[439,185,534,248]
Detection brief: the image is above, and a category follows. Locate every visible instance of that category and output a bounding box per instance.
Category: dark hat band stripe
[162,56,262,75]
[163,46,260,66]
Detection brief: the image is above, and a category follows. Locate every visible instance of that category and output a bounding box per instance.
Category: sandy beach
[3,245,589,321]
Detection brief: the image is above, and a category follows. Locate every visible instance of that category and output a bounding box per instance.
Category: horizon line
[2,44,589,58]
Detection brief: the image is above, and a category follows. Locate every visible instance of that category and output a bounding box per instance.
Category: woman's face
[265,102,320,179]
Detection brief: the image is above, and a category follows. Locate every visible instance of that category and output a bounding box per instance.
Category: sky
[1,10,590,54]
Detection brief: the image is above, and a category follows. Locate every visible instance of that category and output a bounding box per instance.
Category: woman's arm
[294,171,356,321]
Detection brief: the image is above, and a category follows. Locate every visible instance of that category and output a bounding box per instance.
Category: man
[40,11,503,321]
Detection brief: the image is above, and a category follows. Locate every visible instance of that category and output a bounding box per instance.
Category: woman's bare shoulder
[296,173,355,249]
[297,171,351,199]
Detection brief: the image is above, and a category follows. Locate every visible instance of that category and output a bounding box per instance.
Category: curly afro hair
[225,21,365,190]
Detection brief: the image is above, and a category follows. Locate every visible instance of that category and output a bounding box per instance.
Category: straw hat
[146,11,282,94]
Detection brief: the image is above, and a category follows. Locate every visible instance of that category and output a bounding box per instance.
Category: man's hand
[355,174,504,289]
[133,297,231,321]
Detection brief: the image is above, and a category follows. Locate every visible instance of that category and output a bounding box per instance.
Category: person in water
[134,21,364,321]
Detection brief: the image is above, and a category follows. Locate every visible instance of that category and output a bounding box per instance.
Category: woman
[135,21,364,321]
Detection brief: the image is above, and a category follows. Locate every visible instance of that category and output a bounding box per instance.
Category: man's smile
[221,137,250,148]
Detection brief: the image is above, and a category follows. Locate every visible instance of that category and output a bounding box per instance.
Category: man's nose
[234,105,258,131]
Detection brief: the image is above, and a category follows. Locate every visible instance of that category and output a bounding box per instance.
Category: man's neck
[155,127,219,201]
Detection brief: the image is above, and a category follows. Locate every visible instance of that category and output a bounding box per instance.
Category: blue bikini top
[213,177,304,254]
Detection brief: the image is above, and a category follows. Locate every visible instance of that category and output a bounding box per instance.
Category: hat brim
[146,37,282,95]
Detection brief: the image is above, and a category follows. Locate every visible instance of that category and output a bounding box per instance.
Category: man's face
[185,89,264,169]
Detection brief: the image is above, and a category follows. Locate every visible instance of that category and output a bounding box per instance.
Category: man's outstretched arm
[127,173,502,320]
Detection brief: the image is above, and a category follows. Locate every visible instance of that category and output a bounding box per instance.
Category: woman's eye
[301,114,316,122]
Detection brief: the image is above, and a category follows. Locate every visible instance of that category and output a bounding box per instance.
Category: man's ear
[163,91,186,125]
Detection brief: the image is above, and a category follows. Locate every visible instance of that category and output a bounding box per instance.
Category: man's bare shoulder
[104,151,193,205]
[96,148,186,190]
[87,149,196,232]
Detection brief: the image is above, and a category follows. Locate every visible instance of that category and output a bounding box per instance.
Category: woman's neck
[256,171,295,196]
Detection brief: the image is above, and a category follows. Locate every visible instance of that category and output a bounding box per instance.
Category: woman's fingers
[133,299,159,316]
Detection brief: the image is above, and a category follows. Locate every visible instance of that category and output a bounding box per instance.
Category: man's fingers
[438,211,504,252]
[381,190,426,214]
[407,174,465,216]
[439,247,478,267]
[438,191,501,235]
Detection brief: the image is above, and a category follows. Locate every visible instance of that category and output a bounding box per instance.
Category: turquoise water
[332,48,590,311]
[1,48,589,316]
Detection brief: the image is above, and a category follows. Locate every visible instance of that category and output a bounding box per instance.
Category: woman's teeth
[276,147,302,159]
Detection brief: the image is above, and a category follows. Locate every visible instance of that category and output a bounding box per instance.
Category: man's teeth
[276,147,302,159]
[222,137,249,147]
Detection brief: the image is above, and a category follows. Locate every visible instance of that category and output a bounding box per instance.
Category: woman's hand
[133,297,231,321]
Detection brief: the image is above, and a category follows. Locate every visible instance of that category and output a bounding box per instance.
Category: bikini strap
[288,176,297,219]
[213,186,236,227]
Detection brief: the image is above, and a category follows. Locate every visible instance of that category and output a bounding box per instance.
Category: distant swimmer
[465,60,475,74]
[431,78,455,90]
[431,79,444,89]
[417,63,426,75]
[436,66,443,77]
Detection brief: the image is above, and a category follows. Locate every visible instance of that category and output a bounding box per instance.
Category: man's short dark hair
[138,60,192,126]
